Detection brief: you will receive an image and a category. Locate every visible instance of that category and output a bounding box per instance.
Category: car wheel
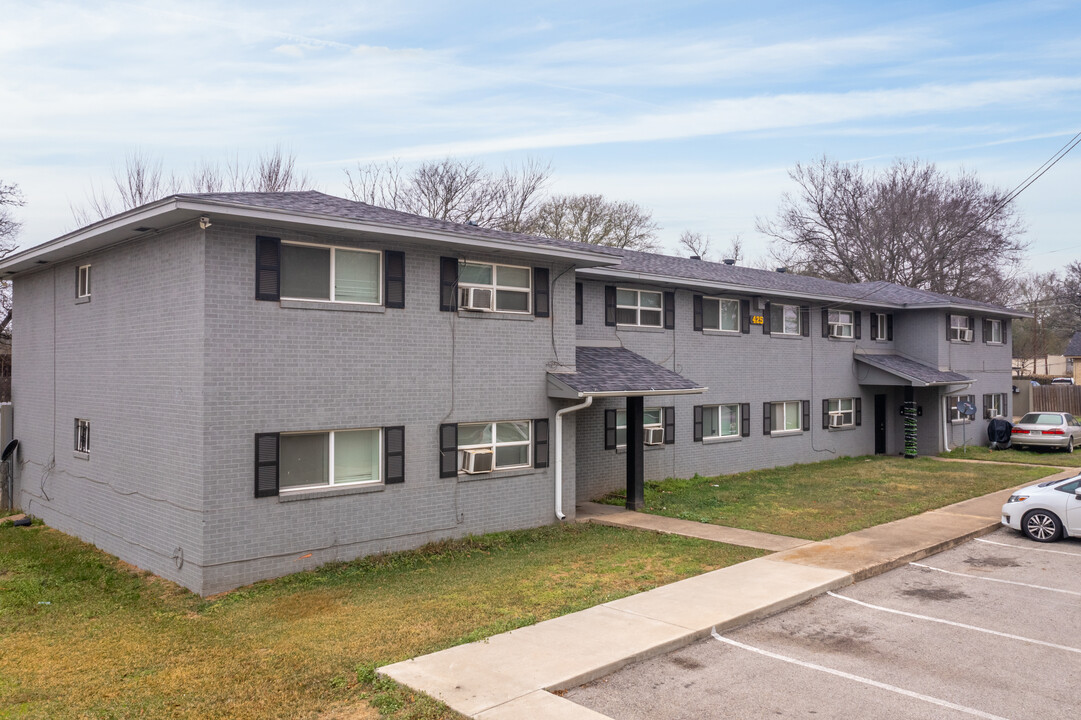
[1022,510,1063,542]
[1067,437,1075,454]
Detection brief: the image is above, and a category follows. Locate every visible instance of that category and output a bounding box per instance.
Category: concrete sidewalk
[381,469,1077,720]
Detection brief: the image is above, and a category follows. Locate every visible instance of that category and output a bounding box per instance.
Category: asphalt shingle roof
[855,353,973,386]
[179,191,621,257]
[551,346,706,395]
[1066,331,1081,358]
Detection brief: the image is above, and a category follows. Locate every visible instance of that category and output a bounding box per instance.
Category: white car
[1001,474,1081,542]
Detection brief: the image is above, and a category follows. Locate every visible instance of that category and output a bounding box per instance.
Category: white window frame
[615,407,663,448]
[703,404,740,439]
[703,297,740,332]
[616,288,664,328]
[771,401,802,434]
[987,319,1003,344]
[280,241,383,305]
[875,313,888,341]
[770,303,802,336]
[827,310,854,339]
[949,315,972,342]
[458,261,532,314]
[77,264,91,298]
[458,420,532,470]
[279,428,383,492]
[74,418,90,454]
[948,394,976,423]
[828,398,855,428]
[987,393,1006,418]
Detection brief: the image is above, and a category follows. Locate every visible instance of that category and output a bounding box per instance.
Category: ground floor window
[984,393,1006,419]
[771,401,802,433]
[827,398,855,428]
[615,407,662,447]
[948,395,976,422]
[74,418,90,454]
[703,404,740,439]
[459,420,532,471]
[280,428,381,490]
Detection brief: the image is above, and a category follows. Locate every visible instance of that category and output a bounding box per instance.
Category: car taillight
[1042,429,1065,435]
[1011,428,1029,434]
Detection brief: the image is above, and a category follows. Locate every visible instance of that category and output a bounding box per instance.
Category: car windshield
[1019,413,1064,425]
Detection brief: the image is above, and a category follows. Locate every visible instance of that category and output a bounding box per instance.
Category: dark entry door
[874,394,887,454]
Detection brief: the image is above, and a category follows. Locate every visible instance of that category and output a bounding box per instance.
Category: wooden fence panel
[1032,385,1081,416]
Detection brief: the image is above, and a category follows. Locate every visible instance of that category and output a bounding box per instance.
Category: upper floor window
[949,315,973,342]
[875,313,888,340]
[986,319,1003,344]
[770,303,801,336]
[703,297,740,332]
[827,310,854,338]
[77,265,91,298]
[616,289,663,327]
[459,261,531,313]
[281,242,381,304]
[458,420,532,471]
[74,418,90,454]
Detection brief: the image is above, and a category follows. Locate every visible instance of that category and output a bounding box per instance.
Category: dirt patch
[901,586,969,601]
[964,555,1021,568]
[779,622,876,656]
[669,655,704,670]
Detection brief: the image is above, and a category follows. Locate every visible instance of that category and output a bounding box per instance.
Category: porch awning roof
[855,352,973,387]
[547,346,707,399]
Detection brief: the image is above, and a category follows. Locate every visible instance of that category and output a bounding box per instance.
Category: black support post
[626,396,645,511]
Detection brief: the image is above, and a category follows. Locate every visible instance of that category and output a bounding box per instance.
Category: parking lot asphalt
[566,528,1081,719]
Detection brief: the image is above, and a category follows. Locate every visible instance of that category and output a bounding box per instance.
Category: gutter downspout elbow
[555,395,593,521]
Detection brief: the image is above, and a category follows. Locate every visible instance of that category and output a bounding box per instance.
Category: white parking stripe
[826,592,1081,655]
[710,629,1010,720]
[909,562,1081,596]
[975,537,1081,557]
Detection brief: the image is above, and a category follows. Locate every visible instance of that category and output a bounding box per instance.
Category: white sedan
[1001,474,1081,542]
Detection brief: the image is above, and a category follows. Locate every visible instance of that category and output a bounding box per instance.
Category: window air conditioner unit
[829,413,845,428]
[829,324,847,337]
[461,449,494,474]
[644,427,665,445]
[962,329,973,342]
[460,287,493,311]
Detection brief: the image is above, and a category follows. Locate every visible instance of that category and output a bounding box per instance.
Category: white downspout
[942,394,951,452]
[555,395,593,520]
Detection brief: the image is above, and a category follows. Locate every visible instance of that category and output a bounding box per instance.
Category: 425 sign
[750,315,765,325]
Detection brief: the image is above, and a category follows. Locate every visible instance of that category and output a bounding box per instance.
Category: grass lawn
[0,521,762,720]
[940,445,1081,467]
[596,456,1055,541]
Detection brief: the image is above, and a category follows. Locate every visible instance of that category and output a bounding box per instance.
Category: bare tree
[1010,272,1073,374]
[525,194,659,250]
[0,181,24,333]
[679,230,712,259]
[723,235,744,264]
[757,157,1027,304]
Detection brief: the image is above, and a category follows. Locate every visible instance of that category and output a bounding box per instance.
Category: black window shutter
[855,398,862,426]
[693,295,703,332]
[763,302,771,334]
[604,409,617,449]
[946,313,952,341]
[254,432,280,498]
[693,406,703,442]
[604,286,617,326]
[821,308,830,338]
[741,299,751,333]
[983,394,992,420]
[439,257,458,311]
[854,310,861,339]
[534,418,549,468]
[664,291,676,329]
[870,312,878,340]
[982,318,991,344]
[740,403,750,437]
[800,306,810,337]
[802,400,811,431]
[822,399,830,429]
[967,316,975,341]
[664,406,675,444]
[887,314,894,341]
[384,426,405,484]
[533,267,550,318]
[255,236,281,301]
[575,283,583,325]
[763,402,772,435]
[384,251,405,309]
[1003,319,1008,344]
[438,423,458,478]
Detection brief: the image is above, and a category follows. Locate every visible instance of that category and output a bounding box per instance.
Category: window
[703,404,740,439]
[279,428,381,491]
[77,265,91,298]
[984,393,1006,419]
[949,315,973,342]
[770,303,801,335]
[948,395,976,422]
[459,261,531,313]
[827,399,855,428]
[827,310,854,338]
[615,407,662,447]
[74,418,90,454]
[875,313,888,340]
[986,319,1003,344]
[458,420,532,470]
[703,298,740,332]
[771,401,802,433]
[616,288,663,327]
[280,242,381,304]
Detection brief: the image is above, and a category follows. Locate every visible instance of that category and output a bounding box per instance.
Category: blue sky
[3,0,1080,272]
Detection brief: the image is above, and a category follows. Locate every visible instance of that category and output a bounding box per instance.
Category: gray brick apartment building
[0,192,1023,594]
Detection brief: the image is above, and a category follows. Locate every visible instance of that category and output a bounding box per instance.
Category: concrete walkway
[576,501,811,552]
[381,468,1077,720]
